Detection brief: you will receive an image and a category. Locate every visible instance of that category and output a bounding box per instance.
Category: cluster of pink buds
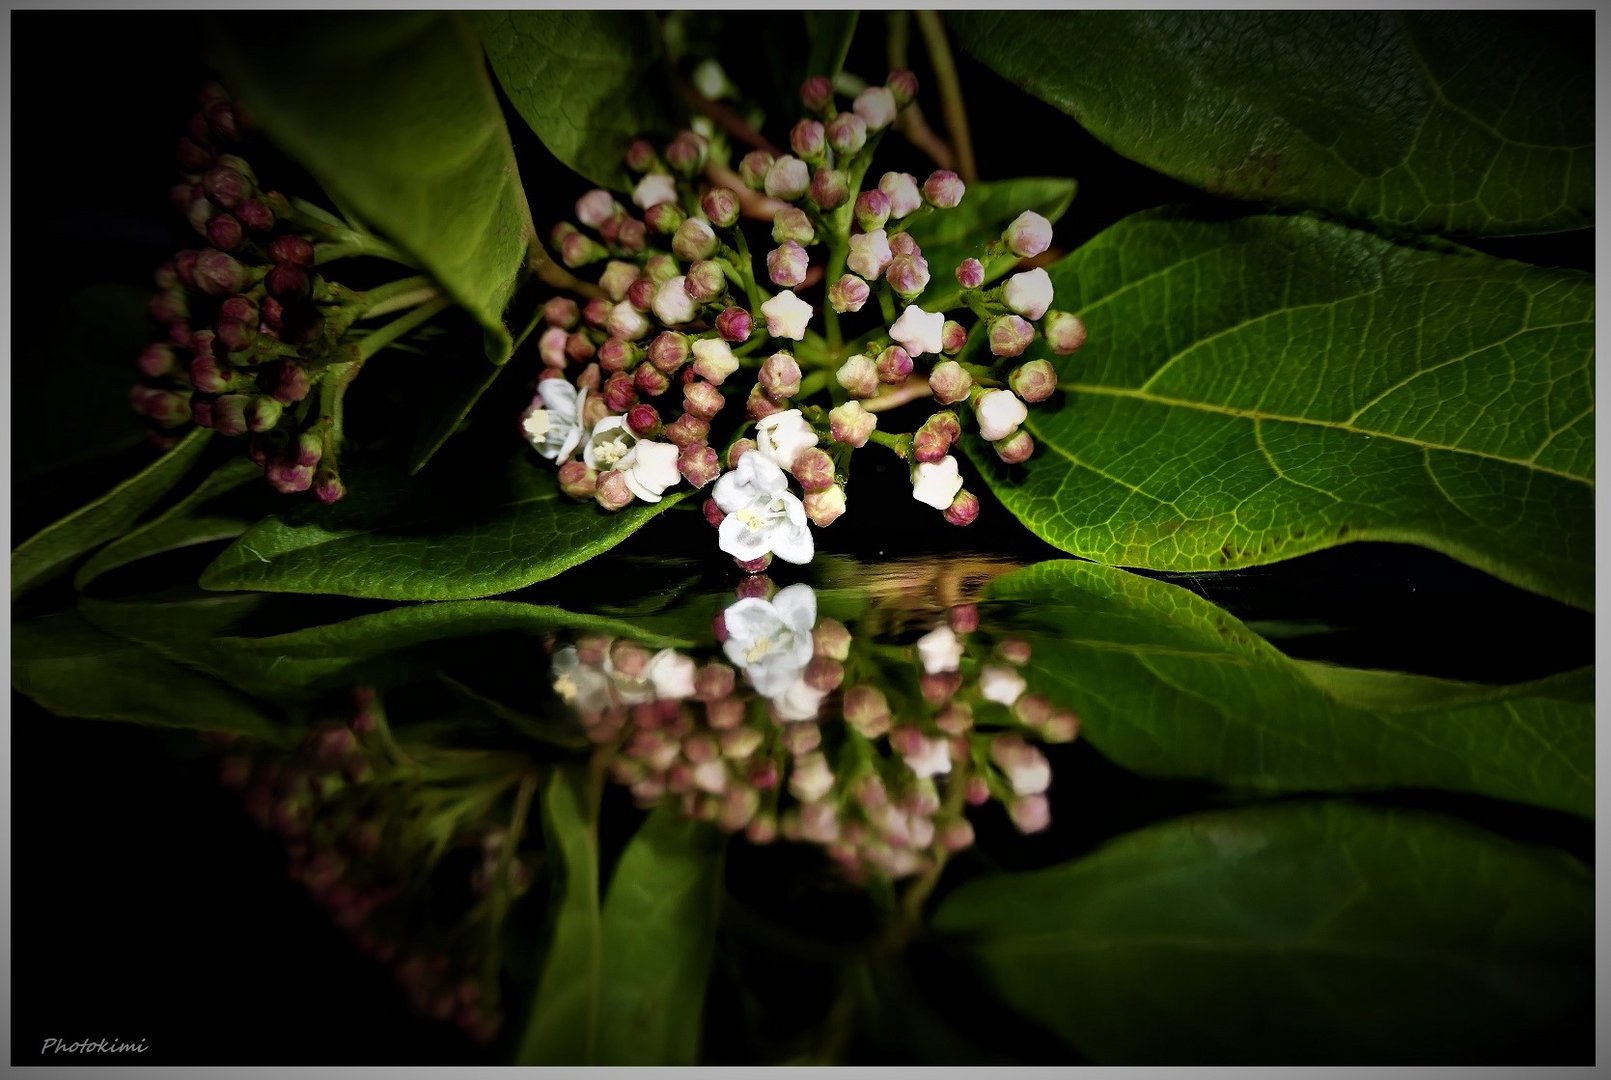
[521,67,1089,568]
[217,688,528,1045]
[548,580,1078,882]
[134,81,450,503]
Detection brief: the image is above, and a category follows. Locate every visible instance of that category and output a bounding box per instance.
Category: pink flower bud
[809,168,850,210]
[885,254,930,300]
[804,484,846,527]
[805,656,845,693]
[814,618,852,660]
[726,438,756,469]
[800,75,834,111]
[678,440,722,488]
[207,214,244,251]
[582,297,613,329]
[683,379,725,420]
[565,331,596,364]
[647,331,691,373]
[764,155,810,201]
[575,188,618,229]
[626,403,662,437]
[597,337,641,373]
[1009,359,1057,403]
[771,207,815,245]
[576,467,630,515]
[616,218,648,253]
[828,400,877,447]
[758,351,802,400]
[835,354,879,398]
[854,85,899,130]
[715,307,752,343]
[694,662,736,702]
[665,130,709,176]
[937,320,967,356]
[672,218,718,262]
[767,241,809,288]
[854,189,891,232]
[988,315,1036,358]
[626,276,656,312]
[790,119,828,163]
[603,371,638,412]
[844,686,892,738]
[1004,210,1053,258]
[194,250,248,296]
[684,259,727,303]
[993,430,1035,464]
[923,170,965,208]
[920,669,963,705]
[914,411,960,463]
[889,232,920,258]
[544,296,580,329]
[1042,709,1081,744]
[948,604,980,634]
[582,393,611,428]
[558,461,598,500]
[1009,794,1051,834]
[886,68,919,106]
[625,139,656,173]
[826,112,867,156]
[663,413,710,447]
[878,171,923,218]
[1043,311,1088,355]
[634,361,671,398]
[828,274,870,315]
[745,384,784,421]
[236,199,274,232]
[943,489,980,526]
[701,187,741,228]
[739,150,775,190]
[702,497,726,529]
[644,201,685,235]
[928,360,972,405]
[792,447,835,492]
[561,232,607,268]
[875,345,913,385]
[955,258,985,290]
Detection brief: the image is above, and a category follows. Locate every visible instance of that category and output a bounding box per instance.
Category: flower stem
[729,226,770,312]
[867,428,912,459]
[357,296,452,362]
[916,11,977,183]
[359,275,440,319]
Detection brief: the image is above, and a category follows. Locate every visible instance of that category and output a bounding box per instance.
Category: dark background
[11,12,1593,1065]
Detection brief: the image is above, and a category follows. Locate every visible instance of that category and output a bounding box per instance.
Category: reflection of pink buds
[813,618,852,660]
[920,670,963,704]
[694,662,736,702]
[949,604,980,634]
[939,819,975,852]
[844,686,892,739]
[935,701,973,735]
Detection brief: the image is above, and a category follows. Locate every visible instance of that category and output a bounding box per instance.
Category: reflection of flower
[915,625,963,674]
[712,453,814,565]
[722,583,817,697]
[645,648,696,700]
[551,646,614,712]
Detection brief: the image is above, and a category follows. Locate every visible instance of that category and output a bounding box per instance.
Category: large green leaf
[518,765,602,1065]
[12,429,213,599]
[987,561,1592,816]
[597,806,725,1065]
[949,11,1592,236]
[967,211,1594,608]
[199,457,686,600]
[13,610,283,743]
[802,12,859,83]
[476,12,678,191]
[906,177,1077,312]
[931,800,1592,1063]
[207,13,530,360]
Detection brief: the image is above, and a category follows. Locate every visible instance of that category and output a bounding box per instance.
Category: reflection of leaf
[208,13,530,360]
[201,457,686,600]
[949,11,1592,235]
[13,610,282,743]
[932,800,1592,1063]
[967,210,1594,608]
[906,177,1076,312]
[988,561,1592,816]
[476,11,678,190]
[12,429,212,599]
[598,806,725,1064]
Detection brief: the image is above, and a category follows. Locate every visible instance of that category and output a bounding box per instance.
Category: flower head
[975,389,1028,442]
[1004,267,1055,321]
[760,290,813,341]
[911,454,964,511]
[582,415,637,471]
[755,408,819,470]
[721,577,817,693]
[520,380,587,462]
[889,304,945,357]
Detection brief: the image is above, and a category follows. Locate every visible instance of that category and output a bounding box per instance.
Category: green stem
[729,227,770,312]
[360,275,440,319]
[867,429,911,459]
[357,297,452,361]
[916,11,977,182]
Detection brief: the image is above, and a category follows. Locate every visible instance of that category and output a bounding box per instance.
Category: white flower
[520,381,586,462]
[974,389,1028,442]
[854,86,898,131]
[915,624,963,674]
[582,415,637,470]
[760,290,813,341]
[991,737,1051,796]
[653,276,699,325]
[772,677,828,722]
[846,229,892,280]
[551,646,613,712]
[878,171,922,218]
[722,582,818,695]
[979,664,1027,707]
[575,189,618,229]
[755,409,818,470]
[901,732,953,779]
[606,300,650,341]
[712,452,815,565]
[1004,267,1054,321]
[691,337,739,384]
[889,304,945,357]
[619,440,681,503]
[632,172,678,210]
[789,752,836,802]
[911,455,963,511]
[645,648,697,700]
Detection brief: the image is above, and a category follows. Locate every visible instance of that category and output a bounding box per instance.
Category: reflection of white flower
[911,455,963,510]
[1004,268,1054,321]
[789,751,836,802]
[889,304,945,357]
[915,624,963,674]
[619,440,681,503]
[712,453,814,565]
[771,676,828,722]
[721,583,817,696]
[646,648,697,700]
[755,409,818,471]
[603,649,654,704]
[901,732,953,778]
[979,664,1027,706]
[520,381,587,462]
[583,416,637,470]
[760,290,813,340]
[633,173,678,209]
[551,646,614,712]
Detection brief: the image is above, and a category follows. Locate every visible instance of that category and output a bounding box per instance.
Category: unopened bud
[663,413,710,447]
[672,218,718,262]
[854,189,891,232]
[771,206,815,245]
[626,403,662,437]
[595,469,633,510]
[189,355,235,396]
[943,489,980,526]
[603,371,638,412]
[598,260,639,302]
[130,385,192,427]
[595,337,638,374]
[792,447,835,492]
[853,86,898,130]
[634,363,671,398]
[206,213,244,251]
[767,242,808,288]
[565,331,597,363]
[644,201,685,235]
[267,361,311,404]
[701,187,741,229]
[137,343,177,378]
[738,150,775,190]
[878,172,922,218]
[835,354,878,398]
[582,297,612,329]
[804,485,847,527]
[826,112,867,156]
[685,259,727,303]
[1009,359,1057,403]
[828,274,869,314]
[176,136,212,170]
[790,119,828,164]
[875,345,913,385]
[194,250,248,296]
[1009,794,1051,834]
[988,314,1036,358]
[544,296,580,329]
[561,232,608,267]
[800,75,834,112]
[678,441,721,488]
[828,400,876,447]
[203,163,252,209]
[809,168,850,210]
[889,231,920,258]
[312,464,346,504]
[715,307,751,343]
[236,198,274,232]
[1043,311,1087,355]
[647,331,691,374]
[726,438,756,469]
[914,411,960,463]
[885,254,930,300]
[745,383,784,421]
[616,218,647,253]
[683,379,725,420]
[758,352,803,400]
[923,170,966,208]
[149,288,188,322]
[843,686,891,738]
[1004,210,1053,258]
[625,139,657,173]
[665,130,709,176]
[763,156,810,201]
[993,429,1035,464]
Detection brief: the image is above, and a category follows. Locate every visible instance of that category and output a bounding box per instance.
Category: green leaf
[12,429,213,599]
[74,458,259,589]
[200,457,686,601]
[803,13,859,82]
[207,13,531,360]
[519,765,602,1065]
[13,610,283,743]
[476,11,678,190]
[931,800,1592,1063]
[906,177,1077,311]
[967,210,1594,608]
[597,806,725,1065]
[987,561,1593,816]
[949,11,1592,236]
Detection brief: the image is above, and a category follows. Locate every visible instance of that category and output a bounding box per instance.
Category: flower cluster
[520,69,1089,568]
[550,580,1078,881]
